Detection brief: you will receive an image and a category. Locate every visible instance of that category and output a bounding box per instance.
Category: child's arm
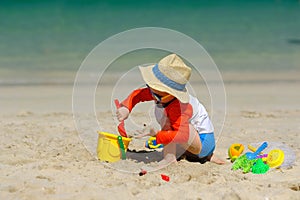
[120,87,153,112]
[156,101,193,144]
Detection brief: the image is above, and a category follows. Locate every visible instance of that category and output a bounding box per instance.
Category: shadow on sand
[126,149,163,163]
[126,148,210,164]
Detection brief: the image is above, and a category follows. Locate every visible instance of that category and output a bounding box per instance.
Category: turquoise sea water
[0,0,299,82]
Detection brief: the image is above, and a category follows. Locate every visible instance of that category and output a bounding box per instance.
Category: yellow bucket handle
[117,136,126,160]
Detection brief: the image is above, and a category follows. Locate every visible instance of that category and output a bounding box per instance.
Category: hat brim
[139,65,189,103]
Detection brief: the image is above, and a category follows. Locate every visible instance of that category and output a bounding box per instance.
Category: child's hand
[116,107,129,121]
[149,128,157,137]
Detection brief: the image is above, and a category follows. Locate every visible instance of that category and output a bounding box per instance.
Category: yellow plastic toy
[248,144,261,153]
[97,131,131,162]
[145,136,163,149]
[266,149,285,168]
[228,143,244,162]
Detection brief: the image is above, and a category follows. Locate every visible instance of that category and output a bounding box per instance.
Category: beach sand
[1,71,299,199]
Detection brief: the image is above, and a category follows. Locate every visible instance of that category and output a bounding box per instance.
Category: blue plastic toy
[245,142,268,160]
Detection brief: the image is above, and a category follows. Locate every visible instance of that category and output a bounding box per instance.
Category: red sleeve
[156,100,193,144]
[120,87,154,112]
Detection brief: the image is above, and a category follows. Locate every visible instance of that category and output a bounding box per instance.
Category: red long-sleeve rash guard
[121,87,193,145]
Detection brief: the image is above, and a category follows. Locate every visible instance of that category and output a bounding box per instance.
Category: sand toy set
[228,142,295,174]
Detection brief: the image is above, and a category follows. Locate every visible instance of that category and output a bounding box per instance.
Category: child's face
[147,85,175,104]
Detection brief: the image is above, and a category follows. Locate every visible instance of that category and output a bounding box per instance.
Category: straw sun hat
[139,54,191,103]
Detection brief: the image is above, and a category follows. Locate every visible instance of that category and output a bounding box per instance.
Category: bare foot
[160,153,177,165]
[209,154,226,165]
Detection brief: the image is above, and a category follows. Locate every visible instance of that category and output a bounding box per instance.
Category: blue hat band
[152,64,186,91]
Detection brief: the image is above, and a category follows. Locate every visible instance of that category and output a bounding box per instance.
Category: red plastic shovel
[114,99,128,138]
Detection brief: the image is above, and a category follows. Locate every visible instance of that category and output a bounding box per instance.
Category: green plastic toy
[232,155,257,173]
[252,159,269,174]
